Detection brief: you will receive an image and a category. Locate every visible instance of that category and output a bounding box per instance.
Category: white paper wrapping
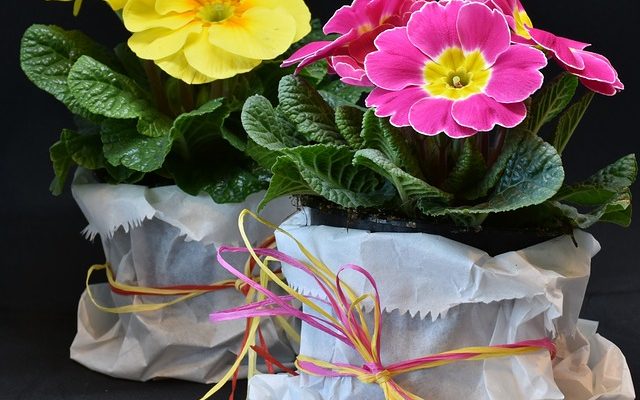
[246,211,635,399]
[69,171,298,383]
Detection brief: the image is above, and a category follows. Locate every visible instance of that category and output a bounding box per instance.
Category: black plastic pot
[299,197,566,257]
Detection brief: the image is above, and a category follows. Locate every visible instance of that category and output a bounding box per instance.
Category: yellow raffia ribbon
[205,210,556,400]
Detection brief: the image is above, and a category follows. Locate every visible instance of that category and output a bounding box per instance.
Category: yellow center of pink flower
[423,47,491,100]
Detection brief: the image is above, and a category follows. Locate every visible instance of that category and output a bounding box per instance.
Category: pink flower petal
[452,94,527,131]
[579,77,624,96]
[528,27,589,70]
[323,0,371,34]
[407,1,464,60]
[282,41,332,67]
[331,56,372,87]
[485,44,547,103]
[366,86,427,127]
[457,2,510,65]
[282,29,359,71]
[409,97,476,138]
[365,27,429,91]
[348,24,391,64]
[563,50,618,84]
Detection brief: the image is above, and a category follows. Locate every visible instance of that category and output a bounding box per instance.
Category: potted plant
[238,0,636,397]
[18,0,331,384]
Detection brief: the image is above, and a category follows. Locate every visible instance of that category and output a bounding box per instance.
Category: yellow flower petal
[156,51,215,84]
[208,7,296,60]
[128,23,201,60]
[154,0,198,15]
[245,0,311,41]
[105,0,127,11]
[183,30,262,80]
[124,0,193,32]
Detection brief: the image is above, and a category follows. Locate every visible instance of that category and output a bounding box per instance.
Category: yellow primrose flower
[124,0,311,84]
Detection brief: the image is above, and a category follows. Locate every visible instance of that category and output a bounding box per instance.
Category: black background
[1,1,638,398]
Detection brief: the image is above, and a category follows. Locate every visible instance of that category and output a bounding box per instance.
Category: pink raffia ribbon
[209,210,556,400]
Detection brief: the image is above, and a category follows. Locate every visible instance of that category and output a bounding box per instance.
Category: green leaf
[259,157,315,210]
[171,99,228,142]
[443,140,487,194]
[360,110,423,178]
[555,154,637,205]
[278,75,344,145]
[431,131,564,216]
[104,163,145,184]
[282,144,390,209]
[202,167,270,204]
[241,95,305,151]
[353,149,451,212]
[49,129,106,195]
[49,136,73,196]
[299,59,329,85]
[319,80,369,109]
[20,24,116,120]
[551,189,632,228]
[68,55,170,136]
[525,73,579,134]
[335,106,364,150]
[552,92,594,154]
[101,119,172,172]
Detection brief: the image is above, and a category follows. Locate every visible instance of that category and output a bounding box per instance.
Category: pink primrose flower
[489,0,623,96]
[364,1,547,138]
[282,0,423,86]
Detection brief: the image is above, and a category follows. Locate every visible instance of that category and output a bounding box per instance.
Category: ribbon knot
[234,279,251,296]
[359,365,392,385]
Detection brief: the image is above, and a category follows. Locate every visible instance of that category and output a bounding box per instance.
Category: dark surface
[1,0,638,399]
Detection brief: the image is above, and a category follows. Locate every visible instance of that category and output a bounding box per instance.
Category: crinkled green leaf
[202,167,270,204]
[361,110,423,178]
[283,144,389,208]
[20,24,116,120]
[443,140,487,194]
[428,131,564,216]
[552,92,594,154]
[555,154,637,205]
[101,119,172,172]
[335,106,364,150]
[259,157,315,210]
[241,95,305,151]
[319,80,369,109]
[353,149,451,211]
[525,73,579,134]
[68,55,170,137]
[278,75,344,145]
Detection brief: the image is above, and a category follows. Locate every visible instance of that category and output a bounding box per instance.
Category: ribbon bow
[208,210,556,400]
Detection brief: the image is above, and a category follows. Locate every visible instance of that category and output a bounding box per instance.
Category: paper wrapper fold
[69,171,297,383]
[246,211,634,399]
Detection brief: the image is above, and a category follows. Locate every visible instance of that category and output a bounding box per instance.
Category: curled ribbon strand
[83,236,300,400]
[208,209,556,400]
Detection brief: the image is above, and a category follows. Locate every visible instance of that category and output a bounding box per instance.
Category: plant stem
[488,128,507,167]
[179,81,195,112]
[143,61,171,117]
